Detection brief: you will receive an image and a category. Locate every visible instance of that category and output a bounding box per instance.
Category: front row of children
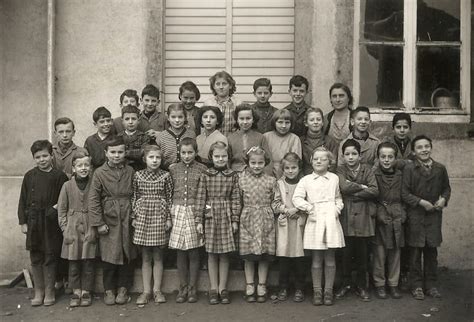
[19,128,451,308]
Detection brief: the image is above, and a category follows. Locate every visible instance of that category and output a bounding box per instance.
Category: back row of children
[18,71,450,309]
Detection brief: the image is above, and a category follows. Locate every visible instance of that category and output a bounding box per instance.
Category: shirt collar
[311,172,330,180]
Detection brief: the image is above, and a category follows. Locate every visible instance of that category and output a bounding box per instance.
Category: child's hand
[166,219,172,231]
[360,184,368,189]
[196,223,204,235]
[419,199,435,212]
[287,208,299,219]
[232,222,239,234]
[434,197,446,210]
[146,129,159,139]
[20,224,27,234]
[97,224,109,235]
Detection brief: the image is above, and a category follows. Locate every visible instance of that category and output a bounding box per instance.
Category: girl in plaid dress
[293,147,345,306]
[195,141,241,305]
[239,146,280,303]
[132,145,174,305]
[168,138,207,303]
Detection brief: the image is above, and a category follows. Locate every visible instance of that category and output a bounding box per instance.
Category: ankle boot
[43,264,57,306]
[31,266,45,306]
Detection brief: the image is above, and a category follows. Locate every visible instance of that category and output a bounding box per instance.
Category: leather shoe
[335,285,351,299]
[355,287,370,301]
[389,286,402,299]
[312,289,323,306]
[375,286,388,299]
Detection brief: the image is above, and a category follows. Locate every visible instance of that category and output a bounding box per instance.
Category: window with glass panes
[353,0,471,120]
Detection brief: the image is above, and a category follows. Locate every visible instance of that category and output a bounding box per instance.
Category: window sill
[369,108,470,123]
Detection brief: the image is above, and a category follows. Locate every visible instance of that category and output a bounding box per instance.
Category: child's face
[55,122,75,145]
[105,145,126,166]
[393,120,411,140]
[248,153,266,176]
[202,110,217,132]
[343,146,360,168]
[73,156,91,178]
[378,147,397,171]
[237,110,253,132]
[168,110,186,130]
[121,95,138,107]
[282,161,300,180]
[212,148,228,168]
[254,86,272,104]
[122,112,139,132]
[305,111,324,134]
[180,90,197,110]
[275,118,291,135]
[311,151,330,174]
[289,84,307,106]
[180,144,196,165]
[142,94,159,114]
[214,77,230,98]
[145,150,162,171]
[413,139,432,162]
[33,149,53,171]
[94,116,113,135]
[350,111,371,134]
[330,88,350,111]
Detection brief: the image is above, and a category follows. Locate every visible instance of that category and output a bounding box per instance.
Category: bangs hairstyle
[270,109,293,131]
[350,106,371,119]
[209,71,236,97]
[92,106,111,122]
[377,141,399,157]
[208,141,231,162]
[104,136,125,151]
[141,84,160,99]
[243,146,271,166]
[342,138,361,154]
[120,89,139,105]
[311,146,335,163]
[178,137,198,153]
[72,151,91,166]
[54,117,75,131]
[30,140,53,156]
[329,82,353,106]
[411,134,432,151]
[253,78,272,92]
[196,105,224,135]
[233,103,259,130]
[289,75,309,90]
[142,144,162,159]
[304,107,324,122]
[179,81,201,101]
[392,112,412,128]
[121,104,140,117]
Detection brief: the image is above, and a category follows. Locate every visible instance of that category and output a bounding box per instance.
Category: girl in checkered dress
[168,138,207,303]
[292,147,345,306]
[195,141,241,305]
[239,146,280,303]
[132,145,173,305]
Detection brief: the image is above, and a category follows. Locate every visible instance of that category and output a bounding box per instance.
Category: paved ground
[0,270,472,322]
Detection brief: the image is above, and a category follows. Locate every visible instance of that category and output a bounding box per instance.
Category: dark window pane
[416,46,460,108]
[417,0,460,42]
[359,45,403,107]
[361,0,404,42]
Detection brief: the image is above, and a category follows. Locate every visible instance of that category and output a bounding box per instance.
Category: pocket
[103,201,119,226]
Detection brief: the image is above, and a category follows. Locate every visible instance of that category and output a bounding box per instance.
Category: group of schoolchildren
[18,71,451,309]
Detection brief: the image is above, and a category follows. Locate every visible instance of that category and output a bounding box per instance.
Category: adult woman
[324,83,353,144]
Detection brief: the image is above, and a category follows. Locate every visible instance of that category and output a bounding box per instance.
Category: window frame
[353,0,471,123]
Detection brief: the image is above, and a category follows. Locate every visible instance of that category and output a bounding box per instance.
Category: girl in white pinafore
[292,147,344,306]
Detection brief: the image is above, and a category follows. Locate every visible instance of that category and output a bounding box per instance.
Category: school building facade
[1,0,473,280]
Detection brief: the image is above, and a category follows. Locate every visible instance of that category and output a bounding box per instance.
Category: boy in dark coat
[402,135,451,300]
[88,137,136,305]
[336,139,379,301]
[372,142,406,300]
[18,140,68,306]
[84,107,116,170]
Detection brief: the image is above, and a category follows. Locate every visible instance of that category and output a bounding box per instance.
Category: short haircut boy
[54,117,75,131]
[253,78,273,92]
[304,107,324,122]
[178,137,198,153]
[311,146,335,163]
[141,84,160,99]
[31,140,53,156]
[120,89,139,105]
[179,81,201,101]
[93,106,112,123]
[411,135,432,151]
[392,113,412,128]
[289,75,309,90]
[377,142,399,157]
[121,105,141,118]
[350,106,371,119]
[270,109,293,131]
[104,137,125,151]
[342,138,361,155]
